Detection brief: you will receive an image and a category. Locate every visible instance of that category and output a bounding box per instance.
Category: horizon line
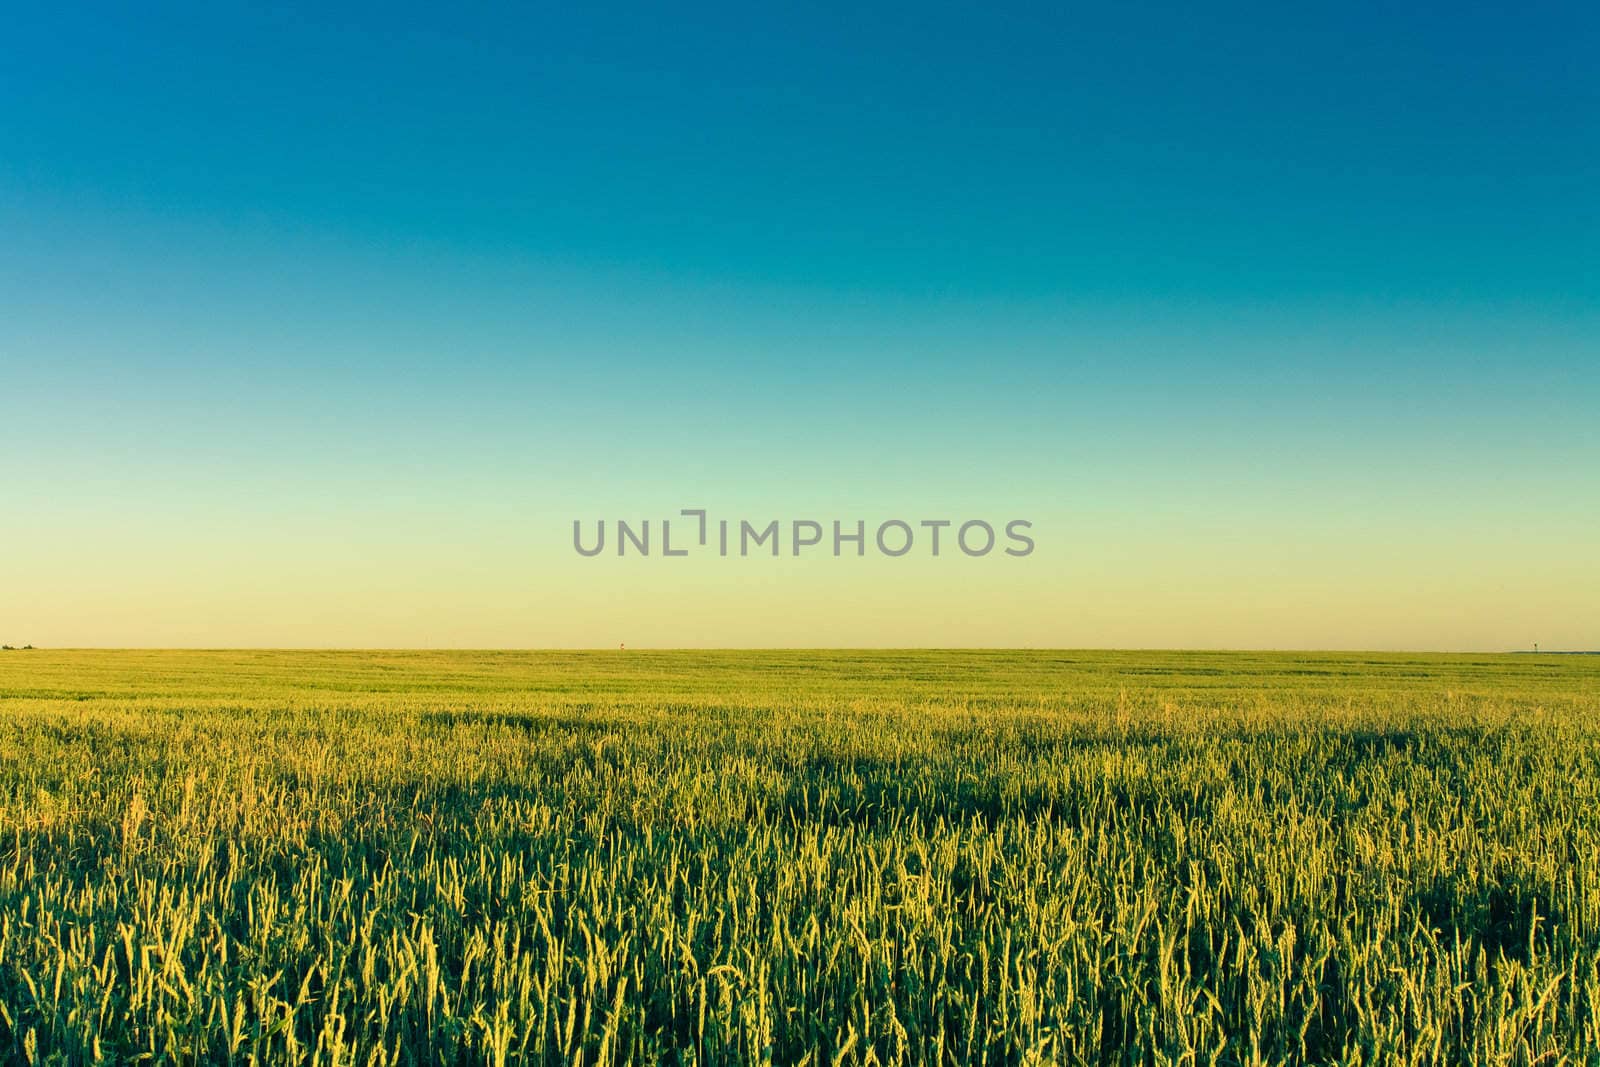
[4,646,1594,656]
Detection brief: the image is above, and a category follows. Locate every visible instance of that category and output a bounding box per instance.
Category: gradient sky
[2,2,1597,649]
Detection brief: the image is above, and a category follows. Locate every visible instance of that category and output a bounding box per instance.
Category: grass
[1,649,1598,1065]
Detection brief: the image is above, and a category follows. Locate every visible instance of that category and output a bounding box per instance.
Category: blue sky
[7,2,1595,299]
[2,1,1596,647]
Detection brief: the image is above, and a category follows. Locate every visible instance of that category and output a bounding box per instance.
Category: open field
[1,649,1598,1065]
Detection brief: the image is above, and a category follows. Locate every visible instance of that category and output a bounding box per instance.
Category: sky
[2,1,1596,649]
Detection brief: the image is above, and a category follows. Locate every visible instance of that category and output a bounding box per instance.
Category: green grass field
[1,650,1598,1065]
